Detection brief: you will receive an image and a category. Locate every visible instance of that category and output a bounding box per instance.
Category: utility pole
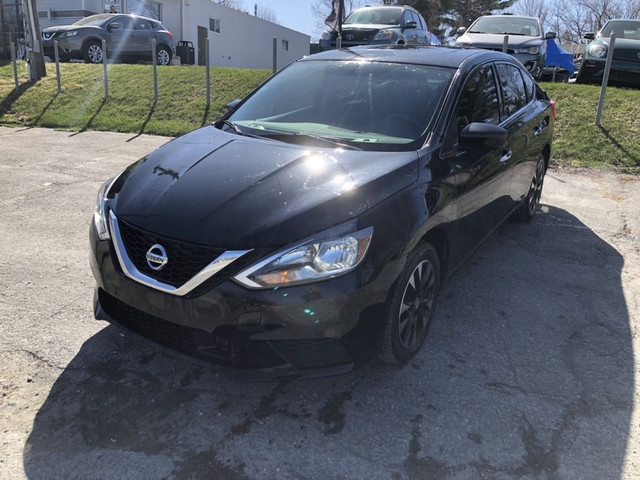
[22,0,46,82]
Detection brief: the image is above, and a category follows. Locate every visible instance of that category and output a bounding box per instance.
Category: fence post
[54,40,61,93]
[152,38,158,102]
[10,41,19,91]
[595,33,616,126]
[102,39,108,100]
[272,37,277,74]
[205,37,210,108]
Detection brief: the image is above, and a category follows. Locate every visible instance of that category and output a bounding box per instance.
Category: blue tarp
[545,38,576,74]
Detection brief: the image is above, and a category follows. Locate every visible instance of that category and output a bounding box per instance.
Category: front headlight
[60,30,79,39]
[588,43,607,58]
[374,30,394,41]
[234,226,374,289]
[93,172,123,241]
[519,46,540,54]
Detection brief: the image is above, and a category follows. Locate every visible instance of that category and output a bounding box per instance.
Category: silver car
[456,15,556,79]
[42,14,174,65]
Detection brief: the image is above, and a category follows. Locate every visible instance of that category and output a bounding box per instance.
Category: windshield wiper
[216,120,265,139]
[264,132,362,150]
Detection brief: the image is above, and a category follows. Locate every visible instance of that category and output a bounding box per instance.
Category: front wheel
[516,153,546,221]
[83,41,104,64]
[380,242,440,364]
[157,46,172,65]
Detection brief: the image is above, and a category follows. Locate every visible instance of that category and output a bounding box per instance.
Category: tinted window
[496,63,528,118]
[135,20,153,30]
[418,14,427,30]
[457,65,500,126]
[108,17,133,30]
[521,70,535,102]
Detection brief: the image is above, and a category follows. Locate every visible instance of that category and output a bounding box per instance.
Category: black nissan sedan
[90,46,555,378]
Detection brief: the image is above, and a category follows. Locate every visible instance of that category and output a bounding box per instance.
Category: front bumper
[90,224,390,377]
[578,59,640,86]
[42,38,81,59]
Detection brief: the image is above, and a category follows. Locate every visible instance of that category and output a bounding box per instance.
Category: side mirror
[584,32,595,40]
[107,22,119,31]
[403,20,418,30]
[456,27,467,36]
[459,123,508,150]
[225,99,242,112]
[545,32,557,39]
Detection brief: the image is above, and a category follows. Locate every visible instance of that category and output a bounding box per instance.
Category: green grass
[0,61,271,136]
[542,82,640,173]
[1,61,639,173]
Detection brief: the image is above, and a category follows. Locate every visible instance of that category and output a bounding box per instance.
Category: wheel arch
[417,227,449,284]
[81,36,104,51]
[541,143,551,169]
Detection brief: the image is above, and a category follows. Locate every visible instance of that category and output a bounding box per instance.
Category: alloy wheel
[398,259,435,350]
[87,44,103,63]
[528,156,546,216]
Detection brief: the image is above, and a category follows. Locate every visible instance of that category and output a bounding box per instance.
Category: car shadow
[23,205,633,479]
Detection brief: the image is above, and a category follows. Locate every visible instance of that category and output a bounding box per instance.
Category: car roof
[305,45,513,70]
[350,5,419,13]
[476,14,540,21]
[85,13,163,24]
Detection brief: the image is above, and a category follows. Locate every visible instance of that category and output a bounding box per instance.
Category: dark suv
[319,5,430,50]
[42,13,174,65]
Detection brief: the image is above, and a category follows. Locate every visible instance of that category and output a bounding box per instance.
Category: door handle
[499,150,512,163]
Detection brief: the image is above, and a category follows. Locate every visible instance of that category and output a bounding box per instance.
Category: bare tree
[512,0,548,29]
[254,4,279,23]
[311,0,371,35]
[213,0,245,8]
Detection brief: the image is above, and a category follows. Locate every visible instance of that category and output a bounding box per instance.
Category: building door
[197,26,207,65]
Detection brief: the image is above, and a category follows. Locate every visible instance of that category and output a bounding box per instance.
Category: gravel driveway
[1,126,639,479]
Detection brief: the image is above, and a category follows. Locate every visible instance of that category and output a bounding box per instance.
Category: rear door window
[495,63,528,118]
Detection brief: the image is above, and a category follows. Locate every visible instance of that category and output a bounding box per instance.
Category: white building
[34,0,310,69]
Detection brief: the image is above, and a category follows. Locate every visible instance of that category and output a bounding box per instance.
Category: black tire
[516,153,547,221]
[157,46,172,66]
[83,40,104,64]
[380,242,440,364]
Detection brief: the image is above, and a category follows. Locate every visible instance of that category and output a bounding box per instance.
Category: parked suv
[319,5,430,51]
[42,13,174,65]
[456,15,556,79]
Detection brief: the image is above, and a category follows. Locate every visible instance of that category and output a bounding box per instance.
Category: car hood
[592,37,640,49]
[42,24,88,33]
[113,126,419,248]
[458,32,542,48]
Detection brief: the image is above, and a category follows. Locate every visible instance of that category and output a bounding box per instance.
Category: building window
[281,39,289,51]
[209,18,220,33]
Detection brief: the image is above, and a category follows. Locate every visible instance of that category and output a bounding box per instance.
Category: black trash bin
[176,41,195,65]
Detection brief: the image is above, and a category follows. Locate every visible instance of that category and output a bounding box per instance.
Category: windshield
[469,17,540,36]
[600,20,640,39]
[344,8,402,26]
[73,14,112,27]
[227,60,453,152]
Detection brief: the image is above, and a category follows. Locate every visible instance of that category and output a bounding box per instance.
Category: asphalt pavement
[1,126,639,479]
